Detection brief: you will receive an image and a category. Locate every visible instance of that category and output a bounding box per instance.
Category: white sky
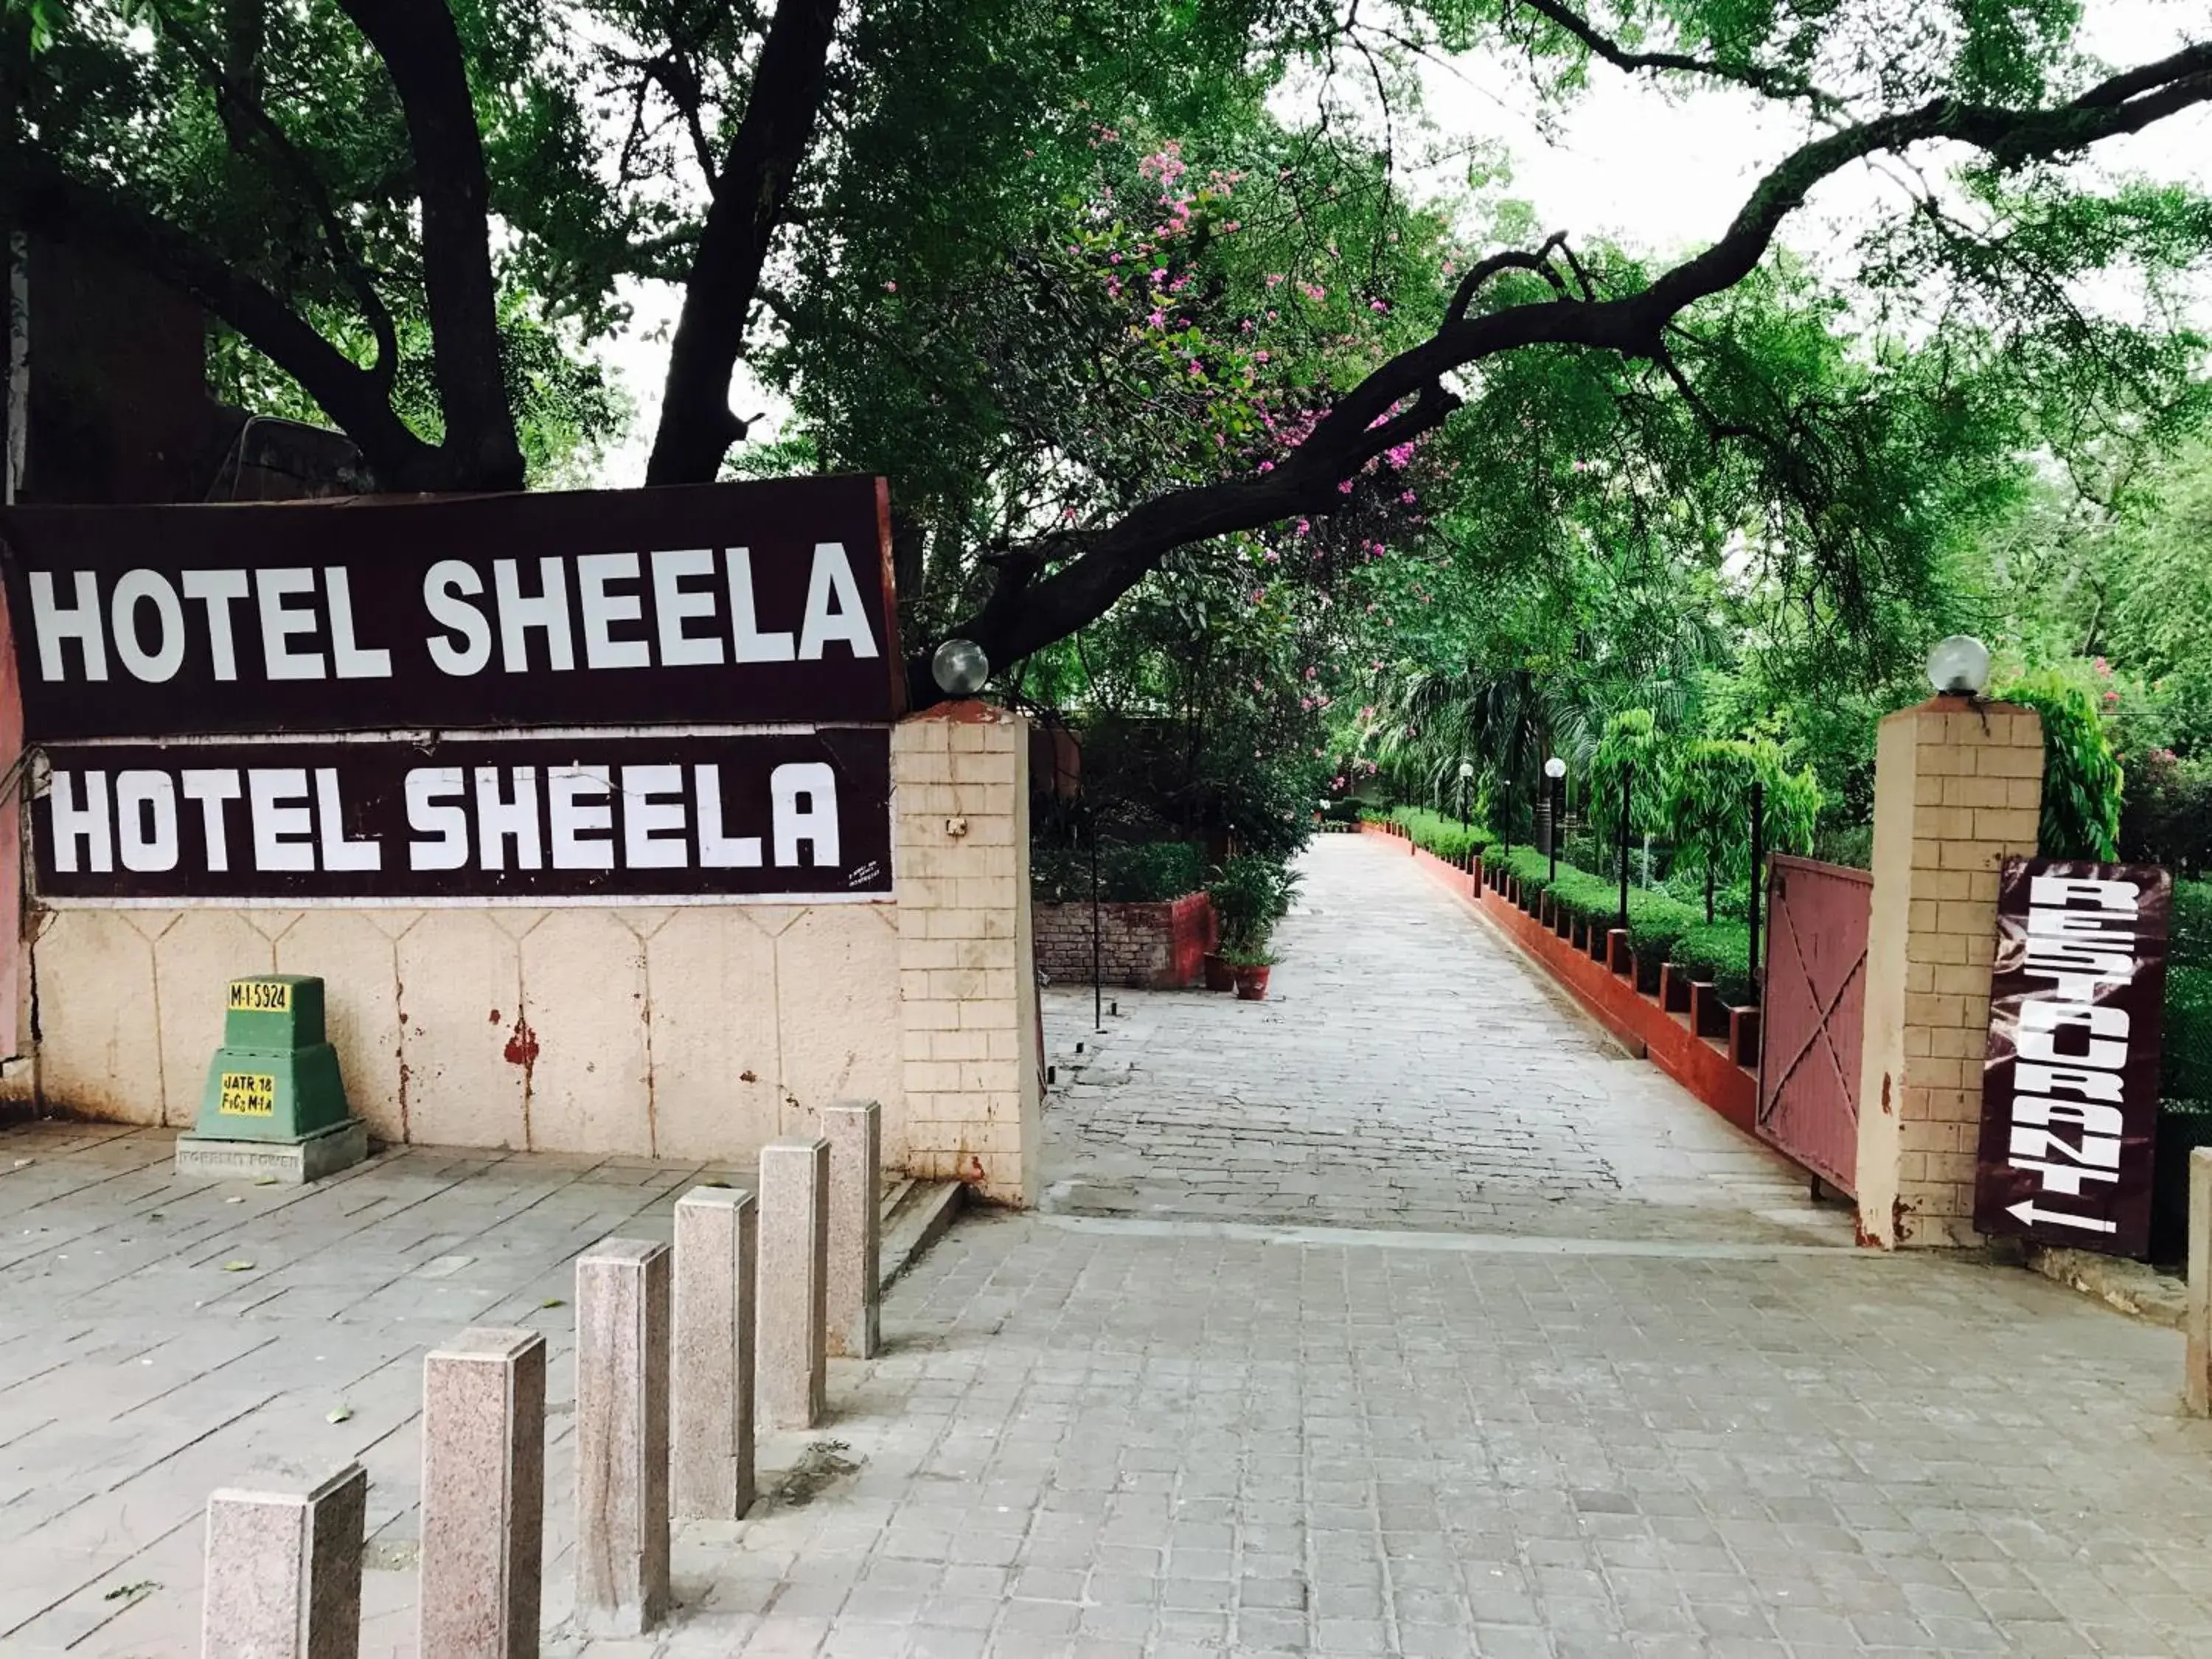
[588,1,2212,485]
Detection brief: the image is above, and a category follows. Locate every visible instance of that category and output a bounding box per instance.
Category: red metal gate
[1757,855,1872,1195]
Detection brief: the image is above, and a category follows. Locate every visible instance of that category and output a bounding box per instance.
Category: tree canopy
[7,0,2210,697]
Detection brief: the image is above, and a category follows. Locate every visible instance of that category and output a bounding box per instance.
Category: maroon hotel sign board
[1,478,901,903]
[0,476,902,736]
[1973,858,2171,1256]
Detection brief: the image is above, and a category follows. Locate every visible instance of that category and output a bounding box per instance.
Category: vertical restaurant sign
[0,476,902,737]
[1973,858,2171,1256]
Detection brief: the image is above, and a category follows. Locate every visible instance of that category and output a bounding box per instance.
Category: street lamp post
[1457,759,1474,834]
[1544,756,1567,883]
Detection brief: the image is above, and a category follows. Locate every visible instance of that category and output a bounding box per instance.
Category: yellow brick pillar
[889,702,1041,1206]
[1855,698,2044,1247]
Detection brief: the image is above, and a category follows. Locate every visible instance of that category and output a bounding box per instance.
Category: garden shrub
[1670,920,1758,1006]
[1031,839,1206,904]
[2165,967,2212,1102]
[1388,804,1493,865]
[1621,888,1703,967]
[1545,867,1626,930]
[1997,669,2123,860]
[1498,845,1554,898]
[2173,881,2212,973]
[1208,853,1290,952]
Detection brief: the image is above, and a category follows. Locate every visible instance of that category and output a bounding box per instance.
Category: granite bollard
[2188,1147,2212,1417]
[758,1137,830,1429]
[823,1101,882,1360]
[672,1186,757,1520]
[202,1463,366,1659]
[420,1328,545,1659]
[574,1238,672,1635]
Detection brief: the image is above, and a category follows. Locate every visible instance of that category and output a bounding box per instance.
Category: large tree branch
[148,0,402,389]
[646,0,838,485]
[935,44,2212,684]
[9,161,443,485]
[1500,0,1835,105]
[335,0,524,490]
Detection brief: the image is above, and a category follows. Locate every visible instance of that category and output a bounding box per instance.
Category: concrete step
[880,1177,964,1292]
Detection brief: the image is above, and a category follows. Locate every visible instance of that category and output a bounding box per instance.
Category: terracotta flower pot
[1202,952,1235,992]
[1232,964,1272,1001]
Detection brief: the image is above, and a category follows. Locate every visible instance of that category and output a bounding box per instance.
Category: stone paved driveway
[5,831,2211,1655]
[691,1209,2212,1659]
[1043,833,1846,1245]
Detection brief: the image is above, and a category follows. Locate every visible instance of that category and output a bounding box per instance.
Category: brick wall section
[1855,697,2043,1248]
[890,703,1041,1206]
[1034,893,1214,990]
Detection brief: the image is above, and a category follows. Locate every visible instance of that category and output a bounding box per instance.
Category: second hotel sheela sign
[2,477,903,903]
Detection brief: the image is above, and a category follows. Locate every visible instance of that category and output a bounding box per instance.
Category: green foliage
[1498,845,1557,899]
[2122,751,2212,875]
[1996,670,2123,860]
[1660,738,1820,922]
[1624,890,1705,970]
[1207,854,1291,953]
[1671,922,1759,1007]
[1386,806,1492,866]
[2173,883,2212,973]
[1029,841,1205,905]
[2164,967,2212,1103]
[1587,709,1664,843]
[1495,845,1709,973]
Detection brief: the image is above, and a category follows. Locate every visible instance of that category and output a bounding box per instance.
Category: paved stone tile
[1042,835,1851,1244]
[9,836,2212,1655]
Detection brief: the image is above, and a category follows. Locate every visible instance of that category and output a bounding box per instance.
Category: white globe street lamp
[931,638,991,698]
[1926,635,1991,698]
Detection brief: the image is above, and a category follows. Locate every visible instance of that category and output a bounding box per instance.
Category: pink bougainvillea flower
[1295,518,1310,535]
[883,280,897,292]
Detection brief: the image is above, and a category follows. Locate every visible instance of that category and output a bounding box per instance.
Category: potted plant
[1224,942,1276,1000]
[1205,855,1279,992]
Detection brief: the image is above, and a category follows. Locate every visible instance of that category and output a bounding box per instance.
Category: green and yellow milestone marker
[173,975,369,1183]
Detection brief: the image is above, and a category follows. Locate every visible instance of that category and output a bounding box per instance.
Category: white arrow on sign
[2008,1198,2118,1235]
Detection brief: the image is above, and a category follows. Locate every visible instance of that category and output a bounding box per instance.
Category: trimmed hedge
[1031,839,1206,904]
[1670,920,1757,1006]
[1388,804,1494,866]
[2166,966,2212,1103]
[1490,847,1758,1005]
[1496,845,1554,897]
[2174,880,2212,972]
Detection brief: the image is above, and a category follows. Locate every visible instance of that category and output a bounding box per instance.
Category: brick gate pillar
[890,702,1041,1206]
[1855,698,2044,1247]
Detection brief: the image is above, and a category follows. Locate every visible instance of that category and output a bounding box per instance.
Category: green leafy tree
[1998,669,2124,860]
[8,0,2211,702]
[1663,738,1820,920]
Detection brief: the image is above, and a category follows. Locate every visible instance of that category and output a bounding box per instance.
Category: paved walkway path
[1043,833,1846,1245]
[4,832,2210,1656]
